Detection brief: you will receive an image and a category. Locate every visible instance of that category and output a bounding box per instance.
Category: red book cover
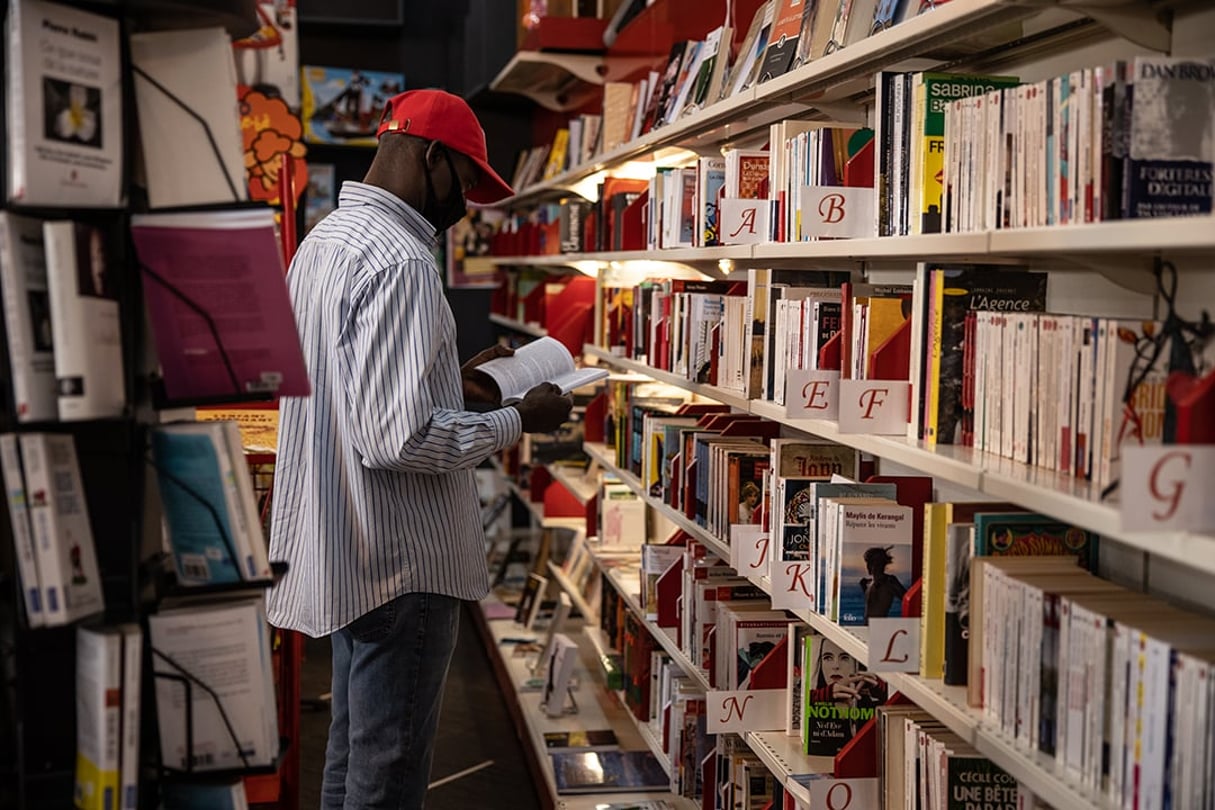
[620,189,647,251]
[866,316,911,381]
[584,392,606,442]
[843,136,875,188]
[833,716,878,778]
[744,636,788,689]
[818,330,842,371]
[655,556,684,628]
[1169,367,1215,443]
[544,478,584,518]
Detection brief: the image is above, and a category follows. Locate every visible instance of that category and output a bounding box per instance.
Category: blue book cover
[151,431,242,585]
[161,781,247,810]
[837,502,913,626]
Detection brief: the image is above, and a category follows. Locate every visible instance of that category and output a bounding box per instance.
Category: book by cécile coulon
[475,336,608,405]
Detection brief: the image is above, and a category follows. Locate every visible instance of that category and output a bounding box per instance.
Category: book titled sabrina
[550,750,669,794]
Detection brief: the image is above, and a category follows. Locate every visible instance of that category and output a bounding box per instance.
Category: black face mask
[421,144,467,233]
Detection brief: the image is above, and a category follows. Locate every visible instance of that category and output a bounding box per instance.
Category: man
[268,89,573,810]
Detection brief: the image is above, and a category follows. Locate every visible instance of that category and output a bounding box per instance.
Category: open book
[476,336,608,405]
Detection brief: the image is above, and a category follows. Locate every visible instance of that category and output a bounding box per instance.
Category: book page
[476,336,579,404]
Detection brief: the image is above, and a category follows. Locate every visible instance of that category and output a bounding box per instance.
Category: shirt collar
[338,181,436,243]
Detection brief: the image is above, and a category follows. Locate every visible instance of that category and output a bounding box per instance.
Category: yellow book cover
[913,72,1021,234]
[923,269,945,445]
[543,129,571,180]
[920,502,950,679]
[75,627,123,810]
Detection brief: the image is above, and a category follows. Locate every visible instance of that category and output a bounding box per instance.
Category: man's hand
[512,382,574,433]
[462,344,513,406]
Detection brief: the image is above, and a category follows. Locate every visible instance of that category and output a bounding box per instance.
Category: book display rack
[0,1,305,808]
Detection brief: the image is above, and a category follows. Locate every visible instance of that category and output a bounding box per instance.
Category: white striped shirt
[267,182,522,637]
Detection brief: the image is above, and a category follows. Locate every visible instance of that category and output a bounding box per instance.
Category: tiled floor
[295,605,542,809]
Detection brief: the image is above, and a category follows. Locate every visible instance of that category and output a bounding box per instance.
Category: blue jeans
[322,593,461,810]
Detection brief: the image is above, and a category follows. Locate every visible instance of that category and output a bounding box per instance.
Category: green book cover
[915,73,1020,234]
[972,512,1099,570]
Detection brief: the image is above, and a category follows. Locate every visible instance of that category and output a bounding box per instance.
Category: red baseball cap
[376,89,515,204]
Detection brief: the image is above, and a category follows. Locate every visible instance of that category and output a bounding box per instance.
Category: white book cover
[21,432,103,624]
[75,625,122,810]
[42,221,125,420]
[5,0,123,207]
[0,213,57,422]
[130,27,247,209]
[149,598,278,772]
[0,434,44,626]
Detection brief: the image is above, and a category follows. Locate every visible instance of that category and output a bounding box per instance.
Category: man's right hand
[512,382,573,433]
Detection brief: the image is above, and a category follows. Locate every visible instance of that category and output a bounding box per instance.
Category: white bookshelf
[480,219,1215,269]
[583,441,731,562]
[488,312,548,336]
[588,352,1215,577]
[501,0,1053,209]
[476,603,691,809]
[577,429,1133,810]
[743,731,834,799]
[489,50,604,112]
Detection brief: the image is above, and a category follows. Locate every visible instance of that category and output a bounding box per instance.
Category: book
[0,212,57,422]
[0,434,43,626]
[1124,56,1215,218]
[129,208,309,404]
[21,432,103,625]
[756,0,807,83]
[151,421,272,585]
[42,221,126,420]
[923,266,1047,446]
[4,0,123,207]
[149,598,279,772]
[74,625,122,810]
[160,780,249,810]
[802,632,887,756]
[475,336,609,405]
[550,749,670,794]
[541,633,579,718]
[130,27,248,209]
[542,729,620,752]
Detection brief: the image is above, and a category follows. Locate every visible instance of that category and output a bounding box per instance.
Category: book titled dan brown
[130,209,309,404]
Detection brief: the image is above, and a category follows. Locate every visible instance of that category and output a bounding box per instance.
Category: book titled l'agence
[550,749,669,794]
[129,208,309,404]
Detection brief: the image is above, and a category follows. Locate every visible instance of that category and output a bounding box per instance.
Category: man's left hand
[462,344,513,406]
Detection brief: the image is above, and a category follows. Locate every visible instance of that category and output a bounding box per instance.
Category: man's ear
[422,140,439,168]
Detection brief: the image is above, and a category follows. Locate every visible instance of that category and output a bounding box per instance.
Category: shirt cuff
[486,405,523,450]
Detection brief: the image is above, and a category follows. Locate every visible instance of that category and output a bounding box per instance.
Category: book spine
[0,434,44,626]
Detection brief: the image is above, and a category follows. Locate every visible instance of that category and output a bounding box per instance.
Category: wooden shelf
[489,50,604,112]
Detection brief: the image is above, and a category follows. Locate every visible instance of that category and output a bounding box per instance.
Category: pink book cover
[131,208,310,402]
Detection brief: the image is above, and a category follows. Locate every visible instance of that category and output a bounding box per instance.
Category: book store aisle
[298,609,542,810]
